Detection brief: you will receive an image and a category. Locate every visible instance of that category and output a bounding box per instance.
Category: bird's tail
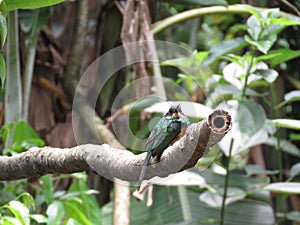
[137,151,152,191]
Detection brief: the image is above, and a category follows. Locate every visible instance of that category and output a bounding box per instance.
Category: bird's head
[165,104,186,119]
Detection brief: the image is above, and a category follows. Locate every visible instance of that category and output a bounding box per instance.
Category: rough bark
[0,110,231,182]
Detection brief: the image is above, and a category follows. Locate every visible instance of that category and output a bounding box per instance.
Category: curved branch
[152,5,250,35]
[0,110,231,182]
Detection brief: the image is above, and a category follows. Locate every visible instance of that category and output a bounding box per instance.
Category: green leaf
[245,165,278,177]
[64,201,92,225]
[0,11,7,47]
[1,217,22,225]
[65,179,101,225]
[237,99,266,139]
[270,17,300,26]
[0,53,6,88]
[1,120,45,153]
[276,90,300,109]
[199,187,246,208]
[46,201,65,225]
[265,182,300,194]
[261,48,300,67]
[243,5,262,23]
[204,37,247,65]
[286,211,300,222]
[290,163,300,178]
[19,8,49,36]
[246,14,261,41]
[284,90,300,102]
[41,175,53,205]
[255,69,278,83]
[263,137,300,157]
[128,185,275,225]
[245,34,277,54]
[5,0,64,12]
[267,119,300,130]
[30,214,47,223]
[7,201,30,225]
[65,218,82,225]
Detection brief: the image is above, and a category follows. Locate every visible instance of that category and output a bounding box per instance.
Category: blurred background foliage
[0,0,300,224]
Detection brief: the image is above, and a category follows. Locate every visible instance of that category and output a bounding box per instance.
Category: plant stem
[178,186,192,222]
[220,138,234,225]
[22,10,39,121]
[270,85,283,181]
[275,129,283,181]
[241,54,254,99]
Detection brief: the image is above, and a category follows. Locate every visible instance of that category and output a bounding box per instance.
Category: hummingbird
[137,104,190,191]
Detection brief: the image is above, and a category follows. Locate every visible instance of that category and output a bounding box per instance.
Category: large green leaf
[106,185,274,225]
[5,0,64,12]
[237,99,266,140]
[204,37,247,65]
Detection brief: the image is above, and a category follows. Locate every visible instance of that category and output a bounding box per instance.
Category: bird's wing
[145,117,182,157]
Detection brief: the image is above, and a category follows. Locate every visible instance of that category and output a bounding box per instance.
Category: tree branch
[0,110,231,182]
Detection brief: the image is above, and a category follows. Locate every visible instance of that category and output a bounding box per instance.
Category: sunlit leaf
[46,201,65,225]
[267,119,300,130]
[41,175,54,205]
[30,214,47,223]
[284,90,300,102]
[7,200,30,225]
[255,69,278,83]
[149,171,206,186]
[265,182,300,194]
